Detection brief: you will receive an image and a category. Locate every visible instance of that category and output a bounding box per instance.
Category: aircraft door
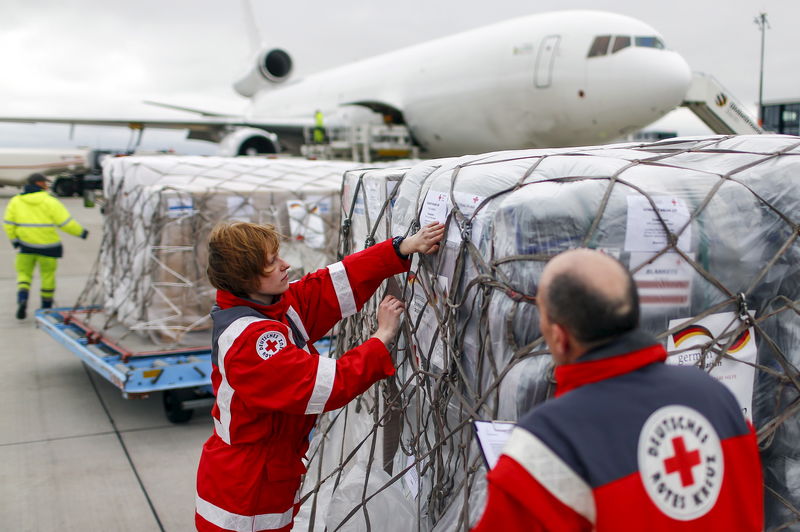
[534,35,560,88]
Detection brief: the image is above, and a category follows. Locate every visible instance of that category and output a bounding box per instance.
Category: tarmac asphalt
[0,189,212,531]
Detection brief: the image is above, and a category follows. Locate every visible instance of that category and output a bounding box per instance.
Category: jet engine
[234,48,293,98]
[217,127,280,156]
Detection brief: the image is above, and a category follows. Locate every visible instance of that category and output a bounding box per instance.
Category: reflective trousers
[15,253,57,305]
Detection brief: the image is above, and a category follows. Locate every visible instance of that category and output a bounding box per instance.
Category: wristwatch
[392,236,410,260]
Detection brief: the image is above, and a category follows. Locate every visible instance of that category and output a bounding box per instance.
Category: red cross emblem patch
[637,405,724,520]
[256,330,287,360]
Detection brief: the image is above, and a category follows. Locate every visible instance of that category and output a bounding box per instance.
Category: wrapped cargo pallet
[298,135,800,531]
[80,156,369,345]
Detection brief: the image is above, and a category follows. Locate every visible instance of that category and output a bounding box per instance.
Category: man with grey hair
[473,249,763,531]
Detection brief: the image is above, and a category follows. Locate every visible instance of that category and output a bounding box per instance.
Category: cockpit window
[612,36,631,53]
[635,36,665,49]
[588,35,665,58]
[587,36,611,57]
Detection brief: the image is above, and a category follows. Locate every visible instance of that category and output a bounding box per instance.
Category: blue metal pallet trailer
[35,307,215,423]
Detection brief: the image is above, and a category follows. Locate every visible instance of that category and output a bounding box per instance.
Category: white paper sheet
[420,190,449,226]
[667,311,757,420]
[631,251,694,308]
[446,191,486,245]
[625,195,691,253]
[286,200,325,249]
[166,197,194,218]
[403,454,421,499]
[364,178,384,224]
[473,420,515,470]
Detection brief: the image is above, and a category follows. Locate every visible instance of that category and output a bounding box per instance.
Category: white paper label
[352,193,365,216]
[474,421,515,470]
[386,180,399,206]
[304,195,332,215]
[666,311,756,420]
[420,190,448,227]
[359,179,380,224]
[287,200,325,249]
[166,197,194,218]
[408,269,445,370]
[631,251,693,308]
[625,195,691,253]
[446,191,485,245]
[404,454,421,499]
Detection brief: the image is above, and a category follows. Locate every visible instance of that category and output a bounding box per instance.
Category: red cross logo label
[637,405,724,520]
[256,331,287,360]
[663,436,702,487]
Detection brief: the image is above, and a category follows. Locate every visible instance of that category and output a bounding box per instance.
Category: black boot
[41,298,53,310]
[16,290,28,320]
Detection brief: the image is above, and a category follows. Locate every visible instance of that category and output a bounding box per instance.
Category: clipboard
[472,420,515,470]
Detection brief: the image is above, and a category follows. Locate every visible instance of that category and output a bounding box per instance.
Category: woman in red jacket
[195,221,443,532]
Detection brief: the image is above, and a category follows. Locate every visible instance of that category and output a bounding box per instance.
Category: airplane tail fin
[240,0,264,53]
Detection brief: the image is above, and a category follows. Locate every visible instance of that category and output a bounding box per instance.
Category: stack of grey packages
[301,135,800,531]
[96,156,360,345]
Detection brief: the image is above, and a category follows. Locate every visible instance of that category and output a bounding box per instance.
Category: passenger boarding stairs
[682,72,763,135]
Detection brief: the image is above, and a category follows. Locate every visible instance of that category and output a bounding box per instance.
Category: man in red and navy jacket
[195,221,443,532]
[473,249,763,531]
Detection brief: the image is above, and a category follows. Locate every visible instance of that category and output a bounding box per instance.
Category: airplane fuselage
[0,10,694,159]
[246,11,692,157]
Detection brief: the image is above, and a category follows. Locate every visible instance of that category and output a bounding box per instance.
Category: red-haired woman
[195,220,443,532]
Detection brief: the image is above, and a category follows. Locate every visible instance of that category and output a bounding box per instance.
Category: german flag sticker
[728,329,751,353]
[672,325,713,347]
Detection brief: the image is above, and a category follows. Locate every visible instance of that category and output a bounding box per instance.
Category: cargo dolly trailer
[35,307,214,423]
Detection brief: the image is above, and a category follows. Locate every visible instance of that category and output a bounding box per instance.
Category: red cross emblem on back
[664,436,702,487]
[638,405,723,519]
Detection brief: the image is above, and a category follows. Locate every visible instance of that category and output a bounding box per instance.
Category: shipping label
[666,311,756,420]
[625,195,692,253]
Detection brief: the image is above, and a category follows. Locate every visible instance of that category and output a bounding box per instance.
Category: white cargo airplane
[0,10,691,158]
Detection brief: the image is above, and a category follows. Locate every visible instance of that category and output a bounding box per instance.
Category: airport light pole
[754,12,769,127]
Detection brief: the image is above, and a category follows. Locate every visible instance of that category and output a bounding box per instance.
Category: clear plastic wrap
[304,135,800,530]
[87,156,364,344]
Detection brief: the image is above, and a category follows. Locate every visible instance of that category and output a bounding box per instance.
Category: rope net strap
[298,135,800,532]
[72,157,368,347]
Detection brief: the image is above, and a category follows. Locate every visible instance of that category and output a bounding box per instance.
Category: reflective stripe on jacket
[3,190,85,258]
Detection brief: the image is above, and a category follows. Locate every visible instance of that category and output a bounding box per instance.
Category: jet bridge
[682,72,763,135]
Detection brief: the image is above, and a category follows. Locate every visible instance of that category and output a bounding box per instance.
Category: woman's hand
[372,296,405,346]
[399,222,445,256]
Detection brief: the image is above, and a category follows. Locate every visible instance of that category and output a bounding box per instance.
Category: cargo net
[70,155,358,346]
[297,136,800,531]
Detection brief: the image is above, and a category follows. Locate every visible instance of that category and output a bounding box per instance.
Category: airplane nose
[633,51,692,114]
[579,48,693,138]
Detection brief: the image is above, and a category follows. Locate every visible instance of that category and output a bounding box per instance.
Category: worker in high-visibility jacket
[312,109,325,143]
[3,173,88,319]
[195,220,445,532]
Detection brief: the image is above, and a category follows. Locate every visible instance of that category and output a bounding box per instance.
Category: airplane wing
[0,114,312,150]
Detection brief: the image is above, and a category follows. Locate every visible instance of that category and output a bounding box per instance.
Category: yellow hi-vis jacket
[3,190,86,258]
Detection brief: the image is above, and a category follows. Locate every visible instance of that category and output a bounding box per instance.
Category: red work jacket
[472,330,763,531]
[196,239,409,532]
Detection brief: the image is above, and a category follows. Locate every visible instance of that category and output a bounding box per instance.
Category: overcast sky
[0,0,796,154]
